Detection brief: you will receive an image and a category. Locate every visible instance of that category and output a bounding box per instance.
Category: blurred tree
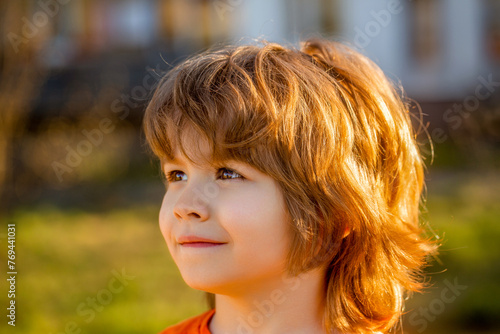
[201,0,212,49]
[0,1,47,213]
[320,0,338,35]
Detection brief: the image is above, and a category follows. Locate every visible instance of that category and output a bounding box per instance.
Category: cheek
[159,193,174,243]
[221,188,291,258]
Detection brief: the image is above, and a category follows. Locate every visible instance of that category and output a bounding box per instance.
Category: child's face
[159,135,292,295]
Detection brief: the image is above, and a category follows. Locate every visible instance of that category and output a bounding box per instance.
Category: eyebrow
[162,155,252,172]
[163,156,184,165]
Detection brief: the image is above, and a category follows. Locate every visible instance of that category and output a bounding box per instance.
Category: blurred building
[337,0,500,101]
[9,0,500,106]
[3,0,498,207]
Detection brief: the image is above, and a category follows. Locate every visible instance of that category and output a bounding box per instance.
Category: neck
[208,267,327,334]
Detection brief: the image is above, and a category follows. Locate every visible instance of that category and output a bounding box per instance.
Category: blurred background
[0,0,499,333]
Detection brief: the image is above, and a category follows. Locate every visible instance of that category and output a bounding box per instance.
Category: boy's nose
[172,183,211,222]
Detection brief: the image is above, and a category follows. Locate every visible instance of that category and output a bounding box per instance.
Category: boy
[144,39,437,334]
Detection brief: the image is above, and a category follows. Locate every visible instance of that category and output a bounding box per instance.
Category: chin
[182,273,221,291]
[182,275,237,295]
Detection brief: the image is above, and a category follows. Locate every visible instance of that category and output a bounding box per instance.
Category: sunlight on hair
[144,38,439,334]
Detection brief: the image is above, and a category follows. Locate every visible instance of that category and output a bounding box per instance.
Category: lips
[177,235,227,247]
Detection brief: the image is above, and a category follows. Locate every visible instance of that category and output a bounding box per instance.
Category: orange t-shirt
[158,309,215,334]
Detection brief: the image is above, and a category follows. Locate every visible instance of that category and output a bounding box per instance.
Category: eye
[165,170,187,183]
[218,167,244,180]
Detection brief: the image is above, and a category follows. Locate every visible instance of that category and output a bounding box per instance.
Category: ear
[342,226,350,238]
[311,221,349,261]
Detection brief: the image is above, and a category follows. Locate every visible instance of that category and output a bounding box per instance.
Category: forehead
[163,126,215,166]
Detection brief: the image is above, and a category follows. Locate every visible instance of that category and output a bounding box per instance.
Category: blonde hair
[144,39,437,333]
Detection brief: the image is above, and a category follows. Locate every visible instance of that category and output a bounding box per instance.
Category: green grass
[2,169,499,334]
[2,205,208,334]
[402,169,500,334]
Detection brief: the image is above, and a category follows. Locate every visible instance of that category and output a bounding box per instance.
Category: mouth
[180,242,226,248]
[177,235,227,248]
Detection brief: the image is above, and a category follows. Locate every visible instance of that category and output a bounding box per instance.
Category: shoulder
[157,309,215,334]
